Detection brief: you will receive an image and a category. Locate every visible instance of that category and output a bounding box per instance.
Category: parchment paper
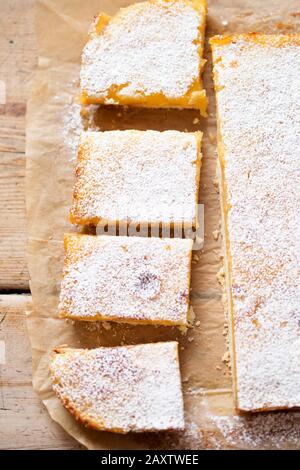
[25,0,300,449]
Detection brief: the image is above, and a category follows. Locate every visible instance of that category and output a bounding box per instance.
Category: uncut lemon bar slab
[80,0,207,115]
[70,130,202,229]
[50,342,184,433]
[59,234,193,325]
[211,34,300,412]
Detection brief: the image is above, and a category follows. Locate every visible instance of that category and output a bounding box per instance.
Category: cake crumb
[208,132,215,143]
[213,178,219,192]
[222,324,229,336]
[216,268,225,286]
[187,305,195,328]
[194,236,204,249]
[212,229,220,241]
[222,350,230,364]
[179,325,188,335]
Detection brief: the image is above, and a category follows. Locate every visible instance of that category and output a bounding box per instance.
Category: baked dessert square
[59,234,193,325]
[50,342,184,433]
[70,130,202,229]
[211,34,300,412]
[80,0,207,115]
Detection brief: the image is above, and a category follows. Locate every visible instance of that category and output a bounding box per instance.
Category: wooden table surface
[0,0,82,449]
[2,0,300,453]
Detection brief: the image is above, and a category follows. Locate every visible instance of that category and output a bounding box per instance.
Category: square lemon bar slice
[70,130,202,229]
[50,342,184,433]
[80,0,207,115]
[211,34,300,412]
[59,234,193,325]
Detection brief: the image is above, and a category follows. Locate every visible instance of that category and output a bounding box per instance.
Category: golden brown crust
[211,33,300,412]
[210,33,300,48]
[59,234,193,325]
[80,0,207,114]
[70,130,202,229]
[50,342,185,433]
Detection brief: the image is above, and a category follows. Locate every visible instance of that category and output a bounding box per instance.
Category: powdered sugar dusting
[62,102,83,160]
[62,102,101,160]
[71,130,202,226]
[161,420,207,450]
[59,234,192,325]
[209,412,300,450]
[212,36,300,410]
[50,342,184,433]
[80,0,206,101]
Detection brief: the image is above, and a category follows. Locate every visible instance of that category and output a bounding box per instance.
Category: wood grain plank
[0,0,76,450]
[0,294,82,449]
[0,152,28,290]
[0,0,36,103]
[0,0,36,152]
[0,0,37,289]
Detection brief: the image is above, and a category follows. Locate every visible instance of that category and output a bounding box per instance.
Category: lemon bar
[50,342,184,433]
[211,34,300,412]
[80,0,207,115]
[59,234,193,325]
[70,130,202,229]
